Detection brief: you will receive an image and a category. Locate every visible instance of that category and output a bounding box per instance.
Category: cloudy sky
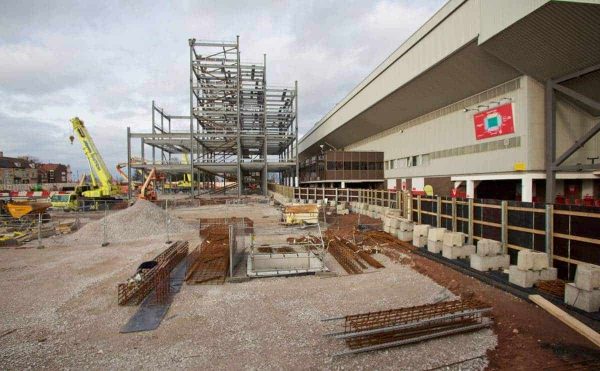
[0,0,444,178]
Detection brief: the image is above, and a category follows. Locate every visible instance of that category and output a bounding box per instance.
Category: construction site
[1,0,600,370]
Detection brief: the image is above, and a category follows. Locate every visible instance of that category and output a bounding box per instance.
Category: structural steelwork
[127,36,298,197]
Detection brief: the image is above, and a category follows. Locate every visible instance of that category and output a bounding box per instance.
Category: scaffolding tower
[127,36,298,197]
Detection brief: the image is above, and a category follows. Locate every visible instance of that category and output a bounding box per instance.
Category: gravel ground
[0,203,497,370]
[52,200,196,245]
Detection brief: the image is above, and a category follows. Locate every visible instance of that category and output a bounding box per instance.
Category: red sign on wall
[473,103,515,140]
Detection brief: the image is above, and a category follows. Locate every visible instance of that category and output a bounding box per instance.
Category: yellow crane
[69,117,121,199]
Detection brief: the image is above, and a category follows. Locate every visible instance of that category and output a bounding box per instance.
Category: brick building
[0,152,38,186]
[37,163,71,183]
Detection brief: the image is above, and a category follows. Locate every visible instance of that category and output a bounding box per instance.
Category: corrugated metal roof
[480,2,600,82]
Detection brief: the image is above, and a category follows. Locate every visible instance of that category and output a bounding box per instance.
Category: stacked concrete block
[336,202,349,215]
[442,244,476,259]
[441,232,473,260]
[385,209,401,218]
[475,238,502,257]
[508,250,557,288]
[383,216,399,236]
[442,232,465,247]
[396,218,414,242]
[471,254,510,271]
[412,224,430,248]
[470,239,510,271]
[383,217,392,234]
[565,264,600,312]
[427,228,447,254]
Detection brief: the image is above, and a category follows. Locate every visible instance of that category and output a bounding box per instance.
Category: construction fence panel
[268,183,600,279]
[553,204,600,280]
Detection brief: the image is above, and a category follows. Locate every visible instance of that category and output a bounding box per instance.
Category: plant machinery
[176,153,192,190]
[138,167,158,201]
[69,117,122,203]
[50,175,90,211]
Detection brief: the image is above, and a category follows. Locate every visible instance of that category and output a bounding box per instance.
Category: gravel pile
[62,199,195,244]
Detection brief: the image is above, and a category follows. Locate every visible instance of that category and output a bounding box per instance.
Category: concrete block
[574,264,600,291]
[427,228,446,242]
[413,235,427,248]
[442,232,465,247]
[509,265,540,288]
[442,245,460,259]
[399,220,413,232]
[442,244,476,260]
[427,240,443,254]
[565,282,600,312]
[413,224,430,238]
[476,239,502,257]
[517,250,535,271]
[470,254,510,272]
[462,244,476,257]
[384,226,391,234]
[397,230,412,242]
[532,252,549,271]
[539,267,558,281]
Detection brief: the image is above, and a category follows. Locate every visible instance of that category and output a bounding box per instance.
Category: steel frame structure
[126,36,298,198]
[545,63,600,204]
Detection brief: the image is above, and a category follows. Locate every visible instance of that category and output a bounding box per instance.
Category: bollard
[36,212,44,249]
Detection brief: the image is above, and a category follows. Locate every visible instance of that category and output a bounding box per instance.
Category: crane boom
[70,117,120,198]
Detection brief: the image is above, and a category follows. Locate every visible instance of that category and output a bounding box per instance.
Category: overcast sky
[0,0,444,178]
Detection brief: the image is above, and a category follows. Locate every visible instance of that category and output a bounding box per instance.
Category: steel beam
[189,38,195,197]
[554,121,600,167]
[544,80,556,204]
[553,84,600,112]
[127,127,132,200]
[295,80,299,188]
[236,35,242,198]
[553,63,600,84]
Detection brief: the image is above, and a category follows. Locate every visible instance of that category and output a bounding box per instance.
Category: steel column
[127,127,132,200]
[189,38,195,197]
[544,80,556,204]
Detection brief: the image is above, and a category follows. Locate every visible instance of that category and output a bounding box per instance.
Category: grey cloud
[0,0,445,175]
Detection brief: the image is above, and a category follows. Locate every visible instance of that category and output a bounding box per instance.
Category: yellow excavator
[69,117,122,201]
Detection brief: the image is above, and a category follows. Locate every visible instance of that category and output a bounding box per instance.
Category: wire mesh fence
[1,198,181,248]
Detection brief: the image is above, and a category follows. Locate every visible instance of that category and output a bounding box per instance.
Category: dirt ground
[0,203,597,370]
[407,252,600,370]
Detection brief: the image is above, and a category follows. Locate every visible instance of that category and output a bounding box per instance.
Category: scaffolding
[127,36,298,197]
